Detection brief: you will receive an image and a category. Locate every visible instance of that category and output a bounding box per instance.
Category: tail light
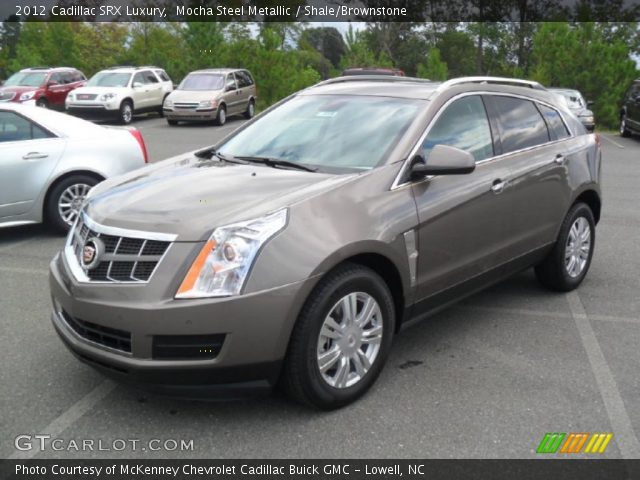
[129,128,149,164]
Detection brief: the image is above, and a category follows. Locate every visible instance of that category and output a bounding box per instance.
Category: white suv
[66,66,173,124]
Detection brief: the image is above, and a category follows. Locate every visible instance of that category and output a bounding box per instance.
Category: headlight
[581,116,594,123]
[67,93,75,102]
[176,209,288,299]
[164,98,173,107]
[20,91,35,101]
[99,93,117,101]
[198,100,217,109]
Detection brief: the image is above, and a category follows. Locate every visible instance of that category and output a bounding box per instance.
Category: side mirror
[226,83,236,92]
[133,82,143,88]
[587,100,594,107]
[410,144,476,180]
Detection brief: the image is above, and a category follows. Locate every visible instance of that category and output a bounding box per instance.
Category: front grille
[60,309,132,353]
[0,91,15,101]
[174,102,199,110]
[152,334,226,360]
[76,93,97,100]
[69,215,171,283]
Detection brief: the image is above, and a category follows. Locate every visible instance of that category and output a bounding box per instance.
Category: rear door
[627,83,640,129]
[483,94,573,256]
[411,94,515,303]
[0,110,66,218]
[224,73,242,114]
[234,71,252,111]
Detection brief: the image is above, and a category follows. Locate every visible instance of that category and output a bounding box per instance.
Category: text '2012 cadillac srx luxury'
[50,76,602,409]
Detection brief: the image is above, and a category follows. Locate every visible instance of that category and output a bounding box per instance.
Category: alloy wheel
[58,183,92,226]
[317,292,383,389]
[564,217,591,278]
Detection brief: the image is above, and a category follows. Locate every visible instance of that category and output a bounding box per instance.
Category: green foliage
[417,48,448,81]
[341,25,393,71]
[531,22,639,128]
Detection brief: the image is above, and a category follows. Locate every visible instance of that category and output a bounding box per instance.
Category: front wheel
[282,263,395,409]
[535,202,595,292]
[45,175,99,234]
[215,105,226,126]
[620,114,631,137]
[119,101,133,125]
[36,98,48,108]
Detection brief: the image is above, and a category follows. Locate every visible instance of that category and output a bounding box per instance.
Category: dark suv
[0,67,86,110]
[620,78,640,137]
[50,76,602,409]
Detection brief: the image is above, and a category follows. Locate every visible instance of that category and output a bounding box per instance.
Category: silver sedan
[0,103,148,233]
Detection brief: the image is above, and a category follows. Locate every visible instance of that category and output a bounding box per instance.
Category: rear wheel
[215,105,226,126]
[282,263,395,409]
[244,99,255,119]
[119,100,133,125]
[620,113,631,137]
[46,175,99,234]
[535,202,595,292]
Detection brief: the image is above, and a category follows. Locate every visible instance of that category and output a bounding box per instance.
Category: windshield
[218,94,424,172]
[556,90,585,109]
[179,73,224,91]
[4,72,47,87]
[86,72,131,88]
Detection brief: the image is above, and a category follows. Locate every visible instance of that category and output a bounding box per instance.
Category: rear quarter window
[538,104,570,141]
[487,95,550,154]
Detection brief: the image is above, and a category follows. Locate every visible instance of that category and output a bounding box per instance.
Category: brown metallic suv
[50,76,602,409]
[163,68,257,126]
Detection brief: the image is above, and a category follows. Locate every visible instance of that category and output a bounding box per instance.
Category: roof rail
[436,76,545,92]
[315,75,435,87]
[24,66,51,70]
[107,65,136,70]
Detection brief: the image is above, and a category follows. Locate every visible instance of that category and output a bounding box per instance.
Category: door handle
[491,179,506,194]
[554,154,566,165]
[22,152,49,160]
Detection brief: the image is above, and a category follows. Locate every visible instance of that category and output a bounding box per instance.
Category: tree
[417,47,448,80]
[299,27,345,68]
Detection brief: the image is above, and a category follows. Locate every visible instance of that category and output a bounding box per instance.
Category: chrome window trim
[391,90,575,191]
[63,212,176,284]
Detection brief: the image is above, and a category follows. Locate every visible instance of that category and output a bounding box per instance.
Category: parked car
[163,68,257,126]
[50,76,601,409]
[549,88,595,132]
[620,78,640,137]
[0,102,148,232]
[66,66,173,125]
[342,67,405,76]
[0,67,86,110]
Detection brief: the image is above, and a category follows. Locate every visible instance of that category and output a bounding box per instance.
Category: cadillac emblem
[81,237,104,270]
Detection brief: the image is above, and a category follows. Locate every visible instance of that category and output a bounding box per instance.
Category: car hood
[85,153,353,241]
[71,86,128,95]
[167,89,223,102]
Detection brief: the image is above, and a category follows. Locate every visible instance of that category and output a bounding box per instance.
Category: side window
[61,72,74,84]
[145,71,159,84]
[226,74,237,90]
[155,70,170,82]
[538,104,570,141]
[0,111,52,143]
[489,96,550,153]
[236,71,253,88]
[422,95,493,162]
[49,72,64,84]
[132,72,145,86]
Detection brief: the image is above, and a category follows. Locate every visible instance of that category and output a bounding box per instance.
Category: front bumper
[49,252,314,397]
[66,104,119,119]
[164,107,217,121]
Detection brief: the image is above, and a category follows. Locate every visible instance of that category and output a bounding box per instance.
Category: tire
[535,202,595,292]
[119,100,133,125]
[36,98,48,108]
[244,99,255,119]
[167,119,178,126]
[158,95,169,117]
[620,113,631,137]
[45,175,100,234]
[281,263,395,409]
[215,105,226,126]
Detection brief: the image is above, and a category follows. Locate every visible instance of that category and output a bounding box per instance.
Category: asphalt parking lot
[1,117,639,460]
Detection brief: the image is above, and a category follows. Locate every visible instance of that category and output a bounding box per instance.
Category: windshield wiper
[195,148,249,165]
[234,156,317,172]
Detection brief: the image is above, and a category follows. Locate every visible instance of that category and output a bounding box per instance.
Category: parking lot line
[8,380,117,460]
[600,134,625,149]
[566,291,640,459]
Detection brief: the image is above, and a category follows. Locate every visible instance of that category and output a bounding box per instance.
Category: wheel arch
[573,188,601,224]
[121,97,134,110]
[42,170,105,219]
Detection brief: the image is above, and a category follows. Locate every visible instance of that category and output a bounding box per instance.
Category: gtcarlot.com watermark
[15,434,194,452]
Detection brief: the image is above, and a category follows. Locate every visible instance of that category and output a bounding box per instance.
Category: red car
[0,67,86,110]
